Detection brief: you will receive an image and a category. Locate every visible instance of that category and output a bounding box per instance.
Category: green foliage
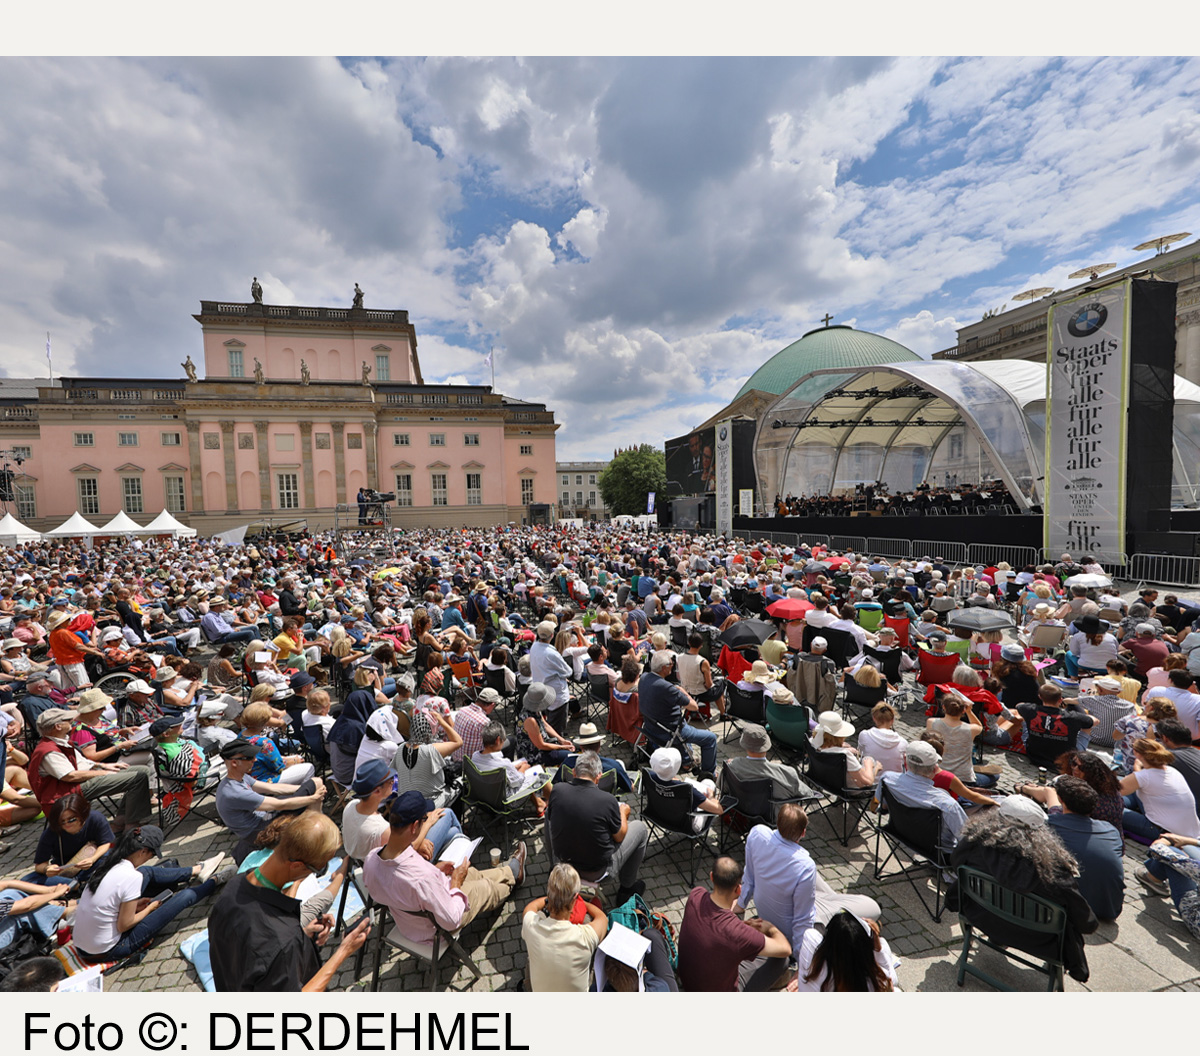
[598,445,666,516]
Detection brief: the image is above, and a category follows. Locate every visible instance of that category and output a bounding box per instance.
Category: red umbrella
[825,556,851,568]
[766,597,814,619]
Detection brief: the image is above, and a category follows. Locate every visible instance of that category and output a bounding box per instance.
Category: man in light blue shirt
[876,740,967,854]
[736,804,880,990]
[529,621,572,727]
[440,595,475,642]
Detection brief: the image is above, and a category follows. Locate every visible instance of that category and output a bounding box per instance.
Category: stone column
[364,420,378,490]
[219,421,238,512]
[332,422,347,505]
[185,420,204,513]
[299,421,315,511]
[255,420,271,511]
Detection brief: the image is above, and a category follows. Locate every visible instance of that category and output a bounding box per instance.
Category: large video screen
[664,427,715,497]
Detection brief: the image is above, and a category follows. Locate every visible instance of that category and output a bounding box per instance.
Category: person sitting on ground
[25,792,114,886]
[72,825,230,964]
[945,810,1098,983]
[0,955,66,992]
[857,702,906,774]
[677,855,791,992]
[876,740,969,852]
[1017,749,1124,835]
[208,811,372,991]
[1120,737,1200,850]
[809,711,881,788]
[721,723,816,801]
[1073,676,1134,750]
[1113,696,1173,775]
[547,750,649,905]
[737,803,881,991]
[521,862,608,993]
[1153,717,1200,816]
[0,878,74,961]
[362,790,527,950]
[787,909,899,993]
[1145,832,1200,939]
[926,689,995,788]
[1045,776,1125,922]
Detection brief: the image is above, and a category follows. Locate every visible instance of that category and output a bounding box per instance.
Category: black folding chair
[482,665,518,722]
[670,625,690,652]
[803,740,876,846]
[801,624,854,669]
[723,682,768,744]
[873,781,951,922]
[586,674,612,728]
[716,766,812,853]
[639,768,732,885]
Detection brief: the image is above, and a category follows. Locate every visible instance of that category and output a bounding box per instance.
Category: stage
[733,512,1044,549]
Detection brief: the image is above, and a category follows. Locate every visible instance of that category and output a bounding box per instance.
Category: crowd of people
[0,522,1197,993]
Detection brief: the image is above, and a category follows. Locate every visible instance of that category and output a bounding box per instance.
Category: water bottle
[1037,767,1048,785]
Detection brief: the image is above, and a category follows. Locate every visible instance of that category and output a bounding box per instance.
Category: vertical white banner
[1045,281,1130,560]
[715,418,733,536]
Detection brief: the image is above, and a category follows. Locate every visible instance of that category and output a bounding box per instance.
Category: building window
[122,477,144,514]
[429,434,445,447]
[12,446,31,460]
[15,484,35,521]
[77,477,99,516]
[164,476,185,513]
[229,349,244,377]
[315,433,331,450]
[347,433,363,450]
[562,491,570,504]
[521,478,534,504]
[561,474,569,486]
[431,473,447,506]
[589,490,597,506]
[393,433,410,446]
[521,445,533,456]
[275,433,295,452]
[203,433,220,450]
[74,432,94,447]
[117,413,136,420]
[575,475,582,486]
[117,432,138,447]
[375,354,390,382]
[395,473,413,506]
[466,472,482,505]
[277,472,300,509]
[464,433,480,447]
[161,432,181,446]
[589,474,596,485]
[576,491,583,505]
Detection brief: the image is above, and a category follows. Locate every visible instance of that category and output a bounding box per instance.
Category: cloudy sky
[1,55,1198,459]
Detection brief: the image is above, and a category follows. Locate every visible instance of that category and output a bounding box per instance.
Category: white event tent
[0,512,41,546]
[43,511,102,538]
[141,510,198,538]
[97,510,148,535]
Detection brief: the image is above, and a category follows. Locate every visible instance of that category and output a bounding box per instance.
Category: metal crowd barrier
[828,535,867,553]
[968,543,1039,569]
[1129,553,1200,589]
[868,538,912,561]
[911,540,967,566]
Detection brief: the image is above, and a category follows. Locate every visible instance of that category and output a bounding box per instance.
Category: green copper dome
[735,325,920,400]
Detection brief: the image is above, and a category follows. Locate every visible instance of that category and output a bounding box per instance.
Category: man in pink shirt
[362,791,527,944]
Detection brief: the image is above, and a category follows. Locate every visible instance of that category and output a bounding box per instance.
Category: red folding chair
[883,614,910,649]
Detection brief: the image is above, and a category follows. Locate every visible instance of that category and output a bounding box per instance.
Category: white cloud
[882,311,964,359]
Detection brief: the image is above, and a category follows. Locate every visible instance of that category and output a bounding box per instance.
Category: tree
[598,444,666,516]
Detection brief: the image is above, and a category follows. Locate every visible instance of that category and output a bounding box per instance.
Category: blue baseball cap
[351,758,396,796]
[388,789,434,825]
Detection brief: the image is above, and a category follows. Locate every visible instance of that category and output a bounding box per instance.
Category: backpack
[607,893,679,968]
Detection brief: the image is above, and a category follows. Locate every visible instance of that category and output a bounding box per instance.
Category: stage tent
[0,512,41,546]
[141,510,198,538]
[43,511,102,538]
[753,359,1200,510]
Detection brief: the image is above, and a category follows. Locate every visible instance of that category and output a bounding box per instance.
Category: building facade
[0,296,558,532]
[934,237,1200,381]
[556,460,609,521]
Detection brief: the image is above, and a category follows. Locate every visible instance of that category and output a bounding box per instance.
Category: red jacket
[27,737,84,809]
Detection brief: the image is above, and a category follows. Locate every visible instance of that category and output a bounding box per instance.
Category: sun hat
[522,682,555,713]
[650,746,682,781]
[1000,643,1026,663]
[810,710,855,748]
[575,722,603,746]
[748,660,778,684]
[352,758,397,796]
[75,688,114,714]
[740,723,771,753]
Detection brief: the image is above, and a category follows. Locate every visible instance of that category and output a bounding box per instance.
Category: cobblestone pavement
[4,586,1198,992]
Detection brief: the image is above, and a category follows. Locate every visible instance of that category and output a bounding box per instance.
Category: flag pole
[490,346,496,391]
[46,332,52,382]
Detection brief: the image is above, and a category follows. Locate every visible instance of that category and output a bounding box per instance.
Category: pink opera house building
[0,294,558,533]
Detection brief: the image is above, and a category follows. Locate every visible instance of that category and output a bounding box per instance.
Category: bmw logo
[1067,302,1107,337]
[719,426,728,441]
